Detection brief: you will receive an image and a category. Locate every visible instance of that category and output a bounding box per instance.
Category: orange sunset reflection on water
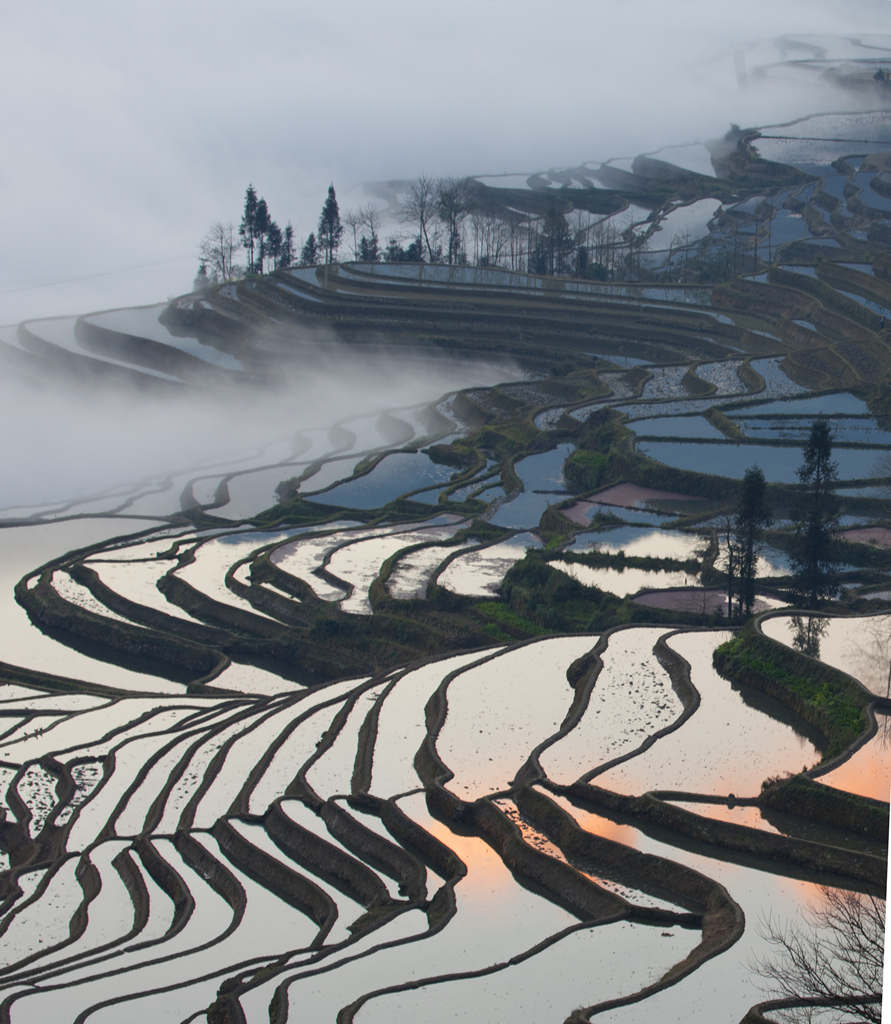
[819,717,891,802]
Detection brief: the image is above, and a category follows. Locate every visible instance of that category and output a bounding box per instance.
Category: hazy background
[2,0,888,323]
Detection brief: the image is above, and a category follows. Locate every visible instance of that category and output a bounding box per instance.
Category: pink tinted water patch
[818,721,891,801]
[589,483,701,509]
[562,500,597,525]
[840,527,891,548]
[633,589,784,615]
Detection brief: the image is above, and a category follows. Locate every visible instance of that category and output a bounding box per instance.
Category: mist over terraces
[0,27,888,1024]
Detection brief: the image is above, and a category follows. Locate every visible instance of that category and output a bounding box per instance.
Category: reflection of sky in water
[550,560,695,597]
[762,613,891,697]
[731,392,870,417]
[639,440,887,483]
[569,526,704,560]
[819,717,891,801]
[489,444,573,529]
[628,415,726,439]
[596,631,818,796]
[552,791,835,1024]
[312,452,456,509]
[438,533,541,597]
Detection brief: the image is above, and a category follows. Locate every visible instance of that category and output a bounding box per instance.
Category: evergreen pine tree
[318,185,343,264]
[254,198,271,273]
[280,224,295,269]
[791,420,840,608]
[733,465,770,617]
[265,220,282,270]
[239,184,259,274]
[358,234,379,262]
[300,232,318,267]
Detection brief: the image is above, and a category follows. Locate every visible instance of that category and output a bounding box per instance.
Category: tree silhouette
[239,185,260,274]
[318,184,343,264]
[791,420,840,608]
[752,887,883,1023]
[734,465,770,617]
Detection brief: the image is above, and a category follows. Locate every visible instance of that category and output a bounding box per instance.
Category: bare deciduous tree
[342,209,364,261]
[399,175,437,262]
[751,887,884,1024]
[436,177,471,265]
[199,222,240,282]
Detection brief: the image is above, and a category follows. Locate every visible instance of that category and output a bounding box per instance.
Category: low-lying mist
[0,340,521,513]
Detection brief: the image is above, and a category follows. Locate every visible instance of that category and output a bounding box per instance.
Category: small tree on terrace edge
[300,232,318,267]
[239,184,260,274]
[318,184,343,264]
[734,464,770,618]
[791,419,840,608]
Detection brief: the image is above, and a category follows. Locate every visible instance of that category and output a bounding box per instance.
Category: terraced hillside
[0,104,889,1022]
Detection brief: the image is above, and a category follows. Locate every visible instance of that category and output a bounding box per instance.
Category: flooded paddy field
[2,94,890,1024]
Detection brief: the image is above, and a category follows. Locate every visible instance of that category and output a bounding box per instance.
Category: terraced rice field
[2,93,890,1022]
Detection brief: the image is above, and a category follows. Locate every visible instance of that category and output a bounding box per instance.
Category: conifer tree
[280,224,295,269]
[254,198,271,273]
[265,220,282,271]
[791,420,840,607]
[733,465,770,617]
[318,184,343,264]
[300,232,318,267]
[239,185,260,274]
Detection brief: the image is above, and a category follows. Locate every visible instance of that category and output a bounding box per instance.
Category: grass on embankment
[712,625,871,761]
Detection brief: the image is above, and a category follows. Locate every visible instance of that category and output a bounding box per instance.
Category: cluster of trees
[197,185,296,287]
[196,184,343,287]
[238,185,294,275]
[195,172,759,286]
[723,419,840,620]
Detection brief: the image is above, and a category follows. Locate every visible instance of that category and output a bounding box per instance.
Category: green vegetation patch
[713,627,871,760]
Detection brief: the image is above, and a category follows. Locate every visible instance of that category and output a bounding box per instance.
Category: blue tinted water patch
[804,237,841,248]
[489,444,574,528]
[838,290,891,319]
[746,273,770,283]
[731,393,871,417]
[311,452,456,509]
[747,358,807,397]
[639,440,889,483]
[781,265,818,278]
[473,485,507,503]
[854,172,891,211]
[627,415,726,439]
[818,173,847,200]
[448,476,499,502]
[836,484,891,499]
[768,211,812,246]
[792,319,817,331]
[737,417,891,445]
[838,514,886,527]
[837,262,875,275]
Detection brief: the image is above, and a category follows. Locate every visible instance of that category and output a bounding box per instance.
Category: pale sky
[2,0,888,321]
